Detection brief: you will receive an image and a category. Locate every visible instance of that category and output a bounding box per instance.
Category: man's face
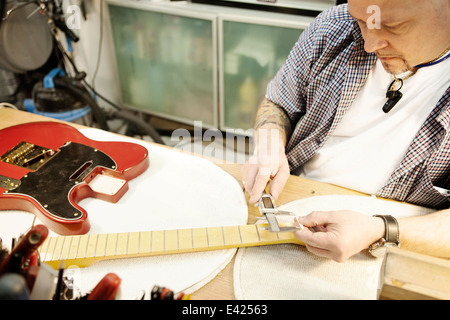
[348,0,450,74]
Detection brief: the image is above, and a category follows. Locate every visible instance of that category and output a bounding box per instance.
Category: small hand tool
[257,191,303,233]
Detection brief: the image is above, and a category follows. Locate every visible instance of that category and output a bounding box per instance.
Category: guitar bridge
[1,141,58,171]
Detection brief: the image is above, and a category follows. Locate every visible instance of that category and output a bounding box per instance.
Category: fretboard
[39,224,303,269]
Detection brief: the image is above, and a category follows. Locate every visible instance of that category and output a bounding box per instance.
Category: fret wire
[126,232,136,255]
[85,234,98,257]
[138,231,150,253]
[255,224,261,242]
[85,234,91,258]
[67,236,74,260]
[100,234,108,257]
[237,225,243,244]
[39,238,49,262]
[57,236,65,261]
[56,237,64,261]
[63,236,73,260]
[54,237,61,261]
[150,231,153,252]
[116,233,129,256]
[53,237,60,261]
[115,233,119,256]
[98,234,103,257]
[120,232,125,254]
[206,227,210,247]
[221,227,226,246]
[79,235,88,259]
[104,234,108,257]
[39,238,48,262]
[39,237,54,261]
[127,233,130,254]
[58,237,66,260]
[49,237,58,261]
[67,236,80,258]
[138,232,141,254]
[177,229,179,251]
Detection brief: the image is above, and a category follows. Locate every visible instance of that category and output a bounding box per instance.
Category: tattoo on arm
[254,98,292,137]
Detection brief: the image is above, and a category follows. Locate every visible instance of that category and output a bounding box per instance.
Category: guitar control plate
[0,175,21,191]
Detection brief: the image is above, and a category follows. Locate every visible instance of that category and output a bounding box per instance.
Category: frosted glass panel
[221,20,303,130]
[108,5,216,126]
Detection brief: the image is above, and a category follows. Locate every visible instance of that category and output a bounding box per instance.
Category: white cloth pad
[0,128,248,299]
[233,195,434,300]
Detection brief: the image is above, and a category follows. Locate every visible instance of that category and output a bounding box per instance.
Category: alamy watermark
[170,121,254,164]
[65,5,82,30]
[366,5,381,30]
[170,121,283,175]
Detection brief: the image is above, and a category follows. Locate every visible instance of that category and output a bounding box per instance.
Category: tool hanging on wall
[39,0,165,144]
[0,0,165,144]
[0,1,54,73]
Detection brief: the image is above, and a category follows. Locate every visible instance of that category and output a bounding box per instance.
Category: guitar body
[0,122,149,235]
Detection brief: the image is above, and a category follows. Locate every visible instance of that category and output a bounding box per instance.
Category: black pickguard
[8,142,116,220]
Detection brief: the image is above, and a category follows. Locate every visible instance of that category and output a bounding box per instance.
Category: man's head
[348,0,450,74]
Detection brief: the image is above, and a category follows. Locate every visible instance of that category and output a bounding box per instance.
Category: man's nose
[363,29,389,53]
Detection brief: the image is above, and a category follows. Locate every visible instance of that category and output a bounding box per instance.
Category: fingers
[241,155,273,204]
[269,158,290,200]
[243,165,288,204]
[250,172,271,203]
[242,164,271,204]
[297,211,335,228]
[242,154,290,204]
[294,227,344,262]
[241,158,259,194]
[293,225,336,251]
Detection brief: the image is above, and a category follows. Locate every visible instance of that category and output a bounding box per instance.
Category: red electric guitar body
[0,122,149,235]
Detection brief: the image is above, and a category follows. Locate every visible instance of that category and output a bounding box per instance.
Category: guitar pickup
[257,192,302,233]
[1,141,58,172]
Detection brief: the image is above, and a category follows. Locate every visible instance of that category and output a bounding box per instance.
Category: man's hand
[293,210,386,262]
[242,98,292,204]
[242,128,290,203]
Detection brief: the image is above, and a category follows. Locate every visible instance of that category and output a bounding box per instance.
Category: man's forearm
[398,209,450,259]
[254,98,292,147]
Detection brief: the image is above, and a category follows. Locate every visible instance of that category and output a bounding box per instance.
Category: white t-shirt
[299,57,450,195]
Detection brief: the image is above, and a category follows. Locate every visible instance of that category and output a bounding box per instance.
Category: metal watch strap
[374,214,400,245]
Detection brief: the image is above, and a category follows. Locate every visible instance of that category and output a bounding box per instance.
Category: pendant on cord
[382,78,403,113]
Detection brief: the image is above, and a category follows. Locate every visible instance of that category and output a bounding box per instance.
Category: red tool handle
[0,225,48,276]
[87,273,121,300]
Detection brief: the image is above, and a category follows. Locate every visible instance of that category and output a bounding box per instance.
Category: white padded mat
[233,195,434,300]
[0,128,248,299]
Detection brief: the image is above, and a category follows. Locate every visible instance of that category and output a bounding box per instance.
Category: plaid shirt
[266,4,450,209]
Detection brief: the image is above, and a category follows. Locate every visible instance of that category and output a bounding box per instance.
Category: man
[242,0,450,262]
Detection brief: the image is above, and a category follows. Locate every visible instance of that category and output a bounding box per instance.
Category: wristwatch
[368,215,400,258]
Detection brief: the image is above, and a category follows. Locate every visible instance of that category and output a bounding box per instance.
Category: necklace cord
[382,45,449,113]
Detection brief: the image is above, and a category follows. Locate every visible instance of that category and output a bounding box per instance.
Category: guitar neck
[39,224,303,269]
